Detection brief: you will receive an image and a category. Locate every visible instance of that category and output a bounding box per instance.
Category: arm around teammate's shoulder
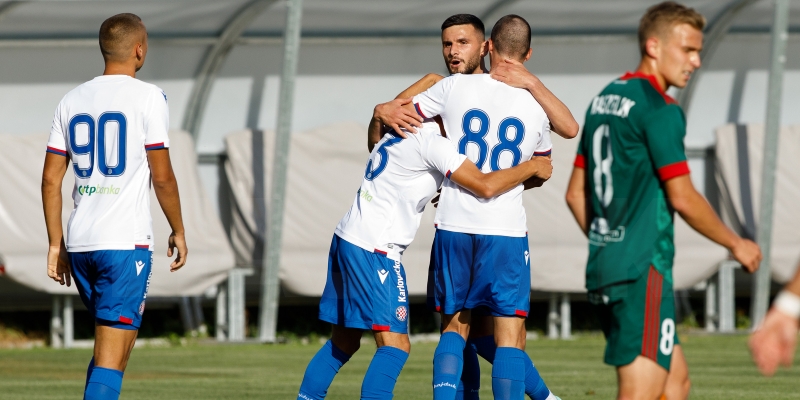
[449,157,552,199]
[147,149,187,271]
[664,175,761,272]
[490,59,579,139]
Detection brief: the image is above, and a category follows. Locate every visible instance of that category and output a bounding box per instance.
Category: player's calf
[362,331,410,399]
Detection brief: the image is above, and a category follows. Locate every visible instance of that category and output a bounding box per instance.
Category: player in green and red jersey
[565,2,762,399]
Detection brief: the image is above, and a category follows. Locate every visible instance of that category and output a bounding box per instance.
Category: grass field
[0,333,797,399]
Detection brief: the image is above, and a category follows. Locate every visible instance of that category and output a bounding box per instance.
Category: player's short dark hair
[490,14,531,60]
[638,2,705,56]
[99,13,145,62]
[441,14,485,37]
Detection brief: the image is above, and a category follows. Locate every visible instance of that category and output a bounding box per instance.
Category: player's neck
[103,63,137,78]
[635,58,667,92]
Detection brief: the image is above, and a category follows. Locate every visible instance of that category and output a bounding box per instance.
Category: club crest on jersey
[395,306,408,322]
[378,269,389,284]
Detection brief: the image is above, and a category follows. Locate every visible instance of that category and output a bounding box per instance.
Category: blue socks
[492,347,526,400]
[84,366,123,400]
[433,332,466,400]
[468,335,552,400]
[456,341,481,400]
[361,346,409,400]
[84,357,95,391]
[298,340,352,400]
[524,358,551,400]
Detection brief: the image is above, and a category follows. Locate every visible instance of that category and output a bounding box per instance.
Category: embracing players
[565,2,762,399]
[41,13,187,400]
[372,14,576,400]
[296,96,553,398]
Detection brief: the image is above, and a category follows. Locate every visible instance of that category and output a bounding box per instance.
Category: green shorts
[588,266,679,371]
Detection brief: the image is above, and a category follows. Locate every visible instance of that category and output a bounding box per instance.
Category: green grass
[0,333,797,399]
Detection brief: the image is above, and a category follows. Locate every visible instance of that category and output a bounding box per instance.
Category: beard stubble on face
[446,52,482,75]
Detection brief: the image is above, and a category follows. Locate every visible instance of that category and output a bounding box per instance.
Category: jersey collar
[619,71,678,105]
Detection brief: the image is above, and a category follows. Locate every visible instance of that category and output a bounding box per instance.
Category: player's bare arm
[368,73,443,151]
[749,262,800,376]
[450,156,552,199]
[565,165,589,235]
[41,152,71,286]
[490,58,579,139]
[664,175,761,272]
[147,149,187,271]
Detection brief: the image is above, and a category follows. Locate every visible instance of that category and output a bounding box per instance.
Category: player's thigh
[442,309,471,340]
[94,324,139,371]
[331,324,364,356]
[468,311,494,339]
[93,249,153,329]
[600,266,676,372]
[322,236,411,335]
[617,356,668,400]
[663,345,691,400]
[430,229,474,314]
[493,316,526,350]
[374,331,410,353]
[471,234,530,317]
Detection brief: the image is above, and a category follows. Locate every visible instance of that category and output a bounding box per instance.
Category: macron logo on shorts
[524,250,529,265]
[136,260,145,276]
[378,269,389,284]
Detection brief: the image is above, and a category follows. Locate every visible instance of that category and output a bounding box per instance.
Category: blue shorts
[69,249,153,330]
[319,235,409,334]
[428,229,530,317]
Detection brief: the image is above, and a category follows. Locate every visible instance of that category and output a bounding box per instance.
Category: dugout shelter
[0,0,798,343]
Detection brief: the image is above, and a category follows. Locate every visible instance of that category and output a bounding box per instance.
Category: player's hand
[373,98,422,137]
[731,238,762,273]
[530,157,553,181]
[46,242,71,286]
[167,231,188,272]
[490,59,536,90]
[749,307,799,376]
[523,176,547,189]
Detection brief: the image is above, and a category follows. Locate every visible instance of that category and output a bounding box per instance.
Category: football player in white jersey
[296,119,552,399]
[41,13,187,400]
[370,14,577,400]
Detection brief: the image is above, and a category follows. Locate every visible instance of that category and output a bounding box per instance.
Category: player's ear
[523,48,532,62]
[485,39,493,55]
[645,36,660,60]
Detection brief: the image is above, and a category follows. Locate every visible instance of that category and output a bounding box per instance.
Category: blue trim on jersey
[144,143,166,150]
[47,146,68,156]
[534,149,552,156]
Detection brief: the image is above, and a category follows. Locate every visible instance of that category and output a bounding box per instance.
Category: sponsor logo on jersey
[378,269,389,284]
[395,306,408,321]
[589,217,626,246]
[590,94,636,118]
[393,261,406,303]
[359,188,374,202]
[77,184,121,196]
[135,260,145,276]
